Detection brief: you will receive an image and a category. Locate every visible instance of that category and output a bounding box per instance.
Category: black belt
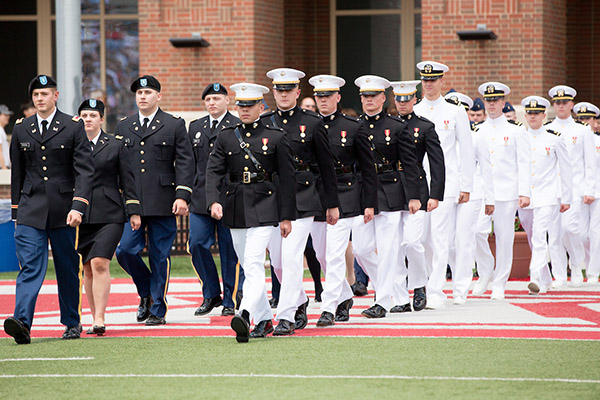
[229,172,272,184]
[295,163,319,173]
[375,161,402,173]
[334,165,354,175]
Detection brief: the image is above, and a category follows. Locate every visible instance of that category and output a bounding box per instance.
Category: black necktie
[89,140,94,151]
[41,120,48,139]
[142,117,149,133]
[210,119,218,134]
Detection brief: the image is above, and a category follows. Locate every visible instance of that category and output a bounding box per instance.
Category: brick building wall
[420,0,567,102]
[139,0,284,112]
[566,1,600,105]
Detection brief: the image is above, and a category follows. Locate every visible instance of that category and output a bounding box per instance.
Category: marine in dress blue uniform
[188,83,243,317]
[4,75,94,343]
[115,75,194,325]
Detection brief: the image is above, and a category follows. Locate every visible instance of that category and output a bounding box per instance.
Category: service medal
[443,120,449,130]
[385,129,391,144]
[414,127,419,137]
[341,130,347,144]
[596,146,600,153]
[545,147,550,156]
[572,136,577,144]
[300,125,306,138]
[504,136,509,145]
[262,137,269,151]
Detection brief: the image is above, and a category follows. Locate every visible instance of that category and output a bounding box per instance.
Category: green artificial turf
[0,337,598,399]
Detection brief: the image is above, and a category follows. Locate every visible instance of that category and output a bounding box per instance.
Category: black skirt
[77,223,125,264]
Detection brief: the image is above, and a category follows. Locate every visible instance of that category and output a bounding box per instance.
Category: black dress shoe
[4,317,30,344]
[413,287,427,311]
[250,319,274,338]
[352,282,369,296]
[194,296,223,316]
[273,319,295,336]
[316,311,335,327]
[390,304,412,313]
[62,324,82,340]
[221,307,235,316]
[231,313,250,343]
[269,297,279,309]
[361,304,387,318]
[86,327,95,335]
[334,298,354,322]
[92,325,106,336]
[294,299,309,330]
[136,296,153,322]
[145,315,166,326]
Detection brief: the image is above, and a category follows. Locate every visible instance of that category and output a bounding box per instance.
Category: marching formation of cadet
[4,58,600,344]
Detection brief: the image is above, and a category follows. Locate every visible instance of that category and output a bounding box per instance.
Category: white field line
[0,357,94,362]
[0,373,598,384]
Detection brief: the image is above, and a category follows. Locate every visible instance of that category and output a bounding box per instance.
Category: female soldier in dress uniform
[78,99,141,335]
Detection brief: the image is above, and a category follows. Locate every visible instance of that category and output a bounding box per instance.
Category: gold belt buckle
[243,171,251,184]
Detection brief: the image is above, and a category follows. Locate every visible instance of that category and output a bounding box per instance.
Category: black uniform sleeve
[10,127,24,220]
[312,122,340,209]
[276,133,297,221]
[174,118,195,203]
[396,122,421,200]
[118,140,141,216]
[205,132,228,211]
[354,124,377,209]
[424,122,445,201]
[71,120,94,215]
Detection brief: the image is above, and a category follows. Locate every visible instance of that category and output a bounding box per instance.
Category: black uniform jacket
[403,112,445,209]
[114,108,194,217]
[85,132,141,224]
[361,110,421,212]
[205,120,296,229]
[260,106,339,219]
[10,110,94,229]
[189,111,240,215]
[322,111,377,219]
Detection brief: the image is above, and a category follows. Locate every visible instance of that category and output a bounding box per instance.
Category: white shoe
[585,276,599,285]
[425,296,445,310]
[528,281,540,295]
[552,280,567,289]
[539,282,551,294]
[453,295,466,305]
[490,289,505,300]
[472,276,491,296]
[571,267,584,287]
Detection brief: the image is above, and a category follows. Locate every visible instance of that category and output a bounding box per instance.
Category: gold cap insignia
[557,89,565,97]
[486,85,495,94]
[424,64,433,73]
[581,106,588,112]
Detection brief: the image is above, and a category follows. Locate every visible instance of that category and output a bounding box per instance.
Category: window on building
[332,0,421,113]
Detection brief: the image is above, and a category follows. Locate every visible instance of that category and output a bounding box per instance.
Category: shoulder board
[264,124,285,132]
[15,117,24,125]
[595,131,600,136]
[543,120,553,126]
[507,119,523,126]
[445,98,460,106]
[341,113,360,123]
[72,115,81,122]
[260,110,275,117]
[473,120,484,126]
[546,129,561,136]
[471,125,479,132]
[301,108,320,118]
[172,114,181,119]
[115,135,123,140]
[415,98,422,105]
[415,114,434,125]
[575,120,588,126]
[120,116,128,121]
[387,114,405,124]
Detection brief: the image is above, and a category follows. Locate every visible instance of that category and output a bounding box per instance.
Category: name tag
[20,142,31,150]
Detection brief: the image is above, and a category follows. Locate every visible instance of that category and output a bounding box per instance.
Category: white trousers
[270,216,314,322]
[402,210,427,290]
[424,199,457,302]
[491,200,519,291]
[452,199,483,298]
[580,202,591,267]
[561,198,586,269]
[588,200,600,279]
[353,211,404,310]
[474,207,495,280]
[321,217,355,314]
[520,206,556,286]
[231,226,277,324]
[351,217,379,291]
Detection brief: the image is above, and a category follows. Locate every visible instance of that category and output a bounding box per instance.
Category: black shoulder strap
[233,127,264,172]
[270,115,279,128]
[368,136,389,165]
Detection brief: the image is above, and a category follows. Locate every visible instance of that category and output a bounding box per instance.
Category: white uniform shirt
[470,128,495,205]
[477,114,531,201]
[593,132,600,198]
[546,116,595,198]
[414,96,475,199]
[525,127,572,208]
